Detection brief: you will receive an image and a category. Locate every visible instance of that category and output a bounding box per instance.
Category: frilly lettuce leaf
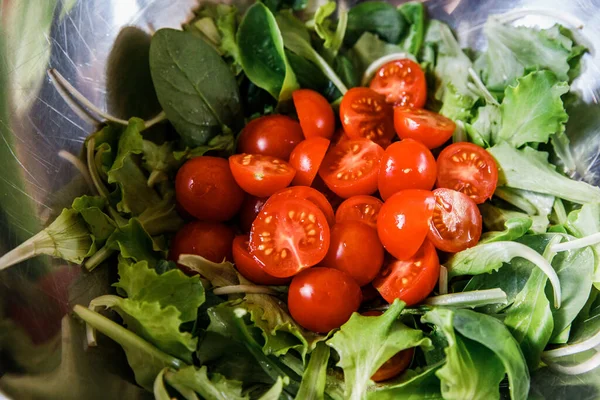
[164,365,247,400]
[106,218,166,268]
[71,195,116,244]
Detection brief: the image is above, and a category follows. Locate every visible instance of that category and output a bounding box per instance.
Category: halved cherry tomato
[378,139,437,201]
[293,89,335,139]
[362,311,415,381]
[238,195,268,232]
[288,267,362,332]
[436,142,498,204]
[176,156,244,221]
[394,109,456,149]
[340,87,395,147]
[267,186,335,226]
[369,59,427,108]
[319,139,384,198]
[335,195,383,229]
[237,114,304,160]
[170,221,235,275]
[289,138,330,187]
[377,189,435,260]
[249,197,330,278]
[321,221,384,286]
[373,239,440,306]
[428,188,482,253]
[331,129,351,146]
[232,235,290,285]
[229,154,296,197]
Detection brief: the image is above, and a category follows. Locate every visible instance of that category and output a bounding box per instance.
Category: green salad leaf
[398,2,425,56]
[71,195,116,244]
[165,365,247,400]
[366,365,442,400]
[565,204,600,288]
[295,342,330,400]
[106,218,165,268]
[480,217,533,243]
[348,32,406,78]
[344,1,406,47]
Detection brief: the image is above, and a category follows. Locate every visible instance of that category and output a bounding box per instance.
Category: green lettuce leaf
[165,365,247,400]
[439,83,477,122]
[71,195,116,244]
[106,219,166,268]
[137,196,184,236]
[348,32,406,77]
[366,365,442,400]
[465,104,500,147]
[565,204,600,287]
[480,217,532,243]
[479,202,549,234]
[295,342,330,400]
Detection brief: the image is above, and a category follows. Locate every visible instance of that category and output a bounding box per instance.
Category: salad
[1,1,600,399]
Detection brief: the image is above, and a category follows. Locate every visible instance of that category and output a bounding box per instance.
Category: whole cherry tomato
[289,137,330,187]
[232,235,290,285]
[238,195,268,233]
[394,108,455,149]
[237,114,304,160]
[340,87,395,147]
[229,154,296,197]
[293,89,335,139]
[369,59,427,108]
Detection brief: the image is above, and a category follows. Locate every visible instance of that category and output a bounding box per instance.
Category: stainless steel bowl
[1,0,600,398]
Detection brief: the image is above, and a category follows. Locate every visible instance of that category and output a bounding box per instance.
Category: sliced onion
[424,288,507,308]
[361,52,416,86]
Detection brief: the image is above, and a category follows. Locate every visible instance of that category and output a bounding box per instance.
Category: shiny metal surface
[0,0,599,398]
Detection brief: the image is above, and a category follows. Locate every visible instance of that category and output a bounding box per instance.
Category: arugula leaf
[345,1,406,47]
[367,365,442,399]
[480,217,532,243]
[327,300,431,400]
[165,365,247,400]
[493,71,569,147]
[397,2,425,56]
[295,342,330,400]
[565,204,600,288]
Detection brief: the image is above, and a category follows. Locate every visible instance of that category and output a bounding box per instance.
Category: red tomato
[436,142,498,204]
[312,175,344,211]
[361,284,382,303]
[229,154,296,197]
[340,87,395,147]
[237,115,304,160]
[249,197,330,278]
[170,221,235,274]
[335,195,383,229]
[428,188,482,253]
[293,89,335,139]
[319,139,384,198]
[238,195,268,233]
[331,129,351,146]
[369,59,427,108]
[267,186,335,226]
[288,267,362,332]
[232,235,290,285]
[377,189,435,260]
[289,138,330,186]
[378,139,437,201]
[394,109,456,149]
[176,156,244,222]
[373,240,440,306]
[321,221,384,286]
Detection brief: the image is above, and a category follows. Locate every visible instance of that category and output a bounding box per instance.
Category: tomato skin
[373,239,440,306]
[170,221,235,274]
[176,156,244,222]
[229,154,296,197]
[394,108,456,149]
[378,139,437,201]
[321,221,384,286]
[369,59,427,109]
[340,87,395,147]
[377,189,436,260]
[268,186,335,226]
[250,197,330,278]
[436,142,498,204]
[319,139,384,199]
[288,267,362,332]
[335,195,383,229]
[293,89,335,139]
[289,138,330,187]
[238,195,268,233]
[237,115,304,160]
[232,235,290,285]
[312,175,345,211]
[428,188,482,253]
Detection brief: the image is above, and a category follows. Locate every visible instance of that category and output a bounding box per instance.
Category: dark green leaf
[107,219,166,269]
[367,365,442,400]
[345,1,406,47]
[398,2,425,56]
[295,342,330,400]
[480,217,532,244]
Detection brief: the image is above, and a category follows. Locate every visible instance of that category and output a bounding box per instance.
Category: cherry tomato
[229,154,296,197]
[288,267,362,332]
[377,189,435,260]
[373,239,440,306]
[319,139,384,198]
[321,221,384,286]
[232,235,290,285]
[176,156,244,222]
[369,59,427,108]
[237,114,304,160]
[361,284,382,303]
[267,186,335,226]
[312,175,344,211]
[428,188,482,253]
[394,109,456,149]
[249,197,330,278]
[293,89,335,139]
[378,139,437,201]
[335,195,383,229]
[170,221,235,274]
[340,87,395,147]
[238,195,268,233]
[289,138,330,187]
[436,142,498,204]
[331,129,351,146]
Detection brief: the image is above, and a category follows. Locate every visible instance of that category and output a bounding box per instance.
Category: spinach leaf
[311,1,347,59]
[398,2,425,56]
[238,3,299,101]
[348,32,407,79]
[345,1,406,47]
[150,28,242,147]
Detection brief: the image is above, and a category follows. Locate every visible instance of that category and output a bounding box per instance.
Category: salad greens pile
[3,1,600,399]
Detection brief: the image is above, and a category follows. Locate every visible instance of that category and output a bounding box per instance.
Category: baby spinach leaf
[348,32,406,78]
[345,1,406,47]
[150,28,242,147]
[398,2,425,56]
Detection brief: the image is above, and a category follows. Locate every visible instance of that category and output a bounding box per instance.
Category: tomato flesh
[428,188,482,253]
[289,137,330,187]
[335,195,383,229]
[232,235,290,285]
[267,186,335,226]
[373,239,440,306]
[436,142,499,204]
[237,114,304,160]
[293,89,335,139]
[229,154,296,197]
[340,87,395,147]
[319,139,384,198]
[369,59,427,108]
[394,108,456,149]
[249,197,330,278]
